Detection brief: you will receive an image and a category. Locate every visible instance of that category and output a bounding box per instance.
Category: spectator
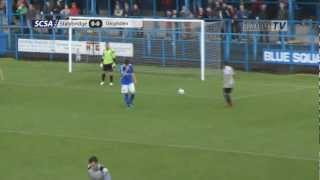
[60,4,70,17]
[161,0,173,12]
[131,3,141,16]
[52,1,63,15]
[0,0,5,12]
[26,3,36,26]
[119,0,125,9]
[172,9,177,18]
[123,2,130,17]
[39,11,45,20]
[180,6,194,18]
[43,1,52,15]
[228,5,237,19]
[115,0,120,8]
[226,5,238,39]
[258,4,269,42]
[49,11,56,20]
[132,2,143,37]
[42,1,54,20]
[16,0,27,8]
[278,2,288,20]
[114,4,123,17]
[237,4,249,20]
[236,4,249,40]
[171,9,178,35]
[16,1,28,25]
[34,10,41,20]
[277,2,288,43]
[250,0,263,19]
[165,10,172,18]
[179,6,193,39]
[197,7,205,19]
[257,4,268,19]
[0,0,5,24]
[207,0,215,8]
[57,0,64,7]
[206,6,213,19]
[70,2,80,16]
[165,10,173,37]
[221,3,231,19]
[212,1,222,19]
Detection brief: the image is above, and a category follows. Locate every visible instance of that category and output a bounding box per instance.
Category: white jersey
[223,65,235,88]
[88,164,111,180]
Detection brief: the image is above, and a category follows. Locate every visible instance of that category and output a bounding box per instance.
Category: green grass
[0,58,318,180]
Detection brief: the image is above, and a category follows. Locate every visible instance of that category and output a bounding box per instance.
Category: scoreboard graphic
[32,19,143,29]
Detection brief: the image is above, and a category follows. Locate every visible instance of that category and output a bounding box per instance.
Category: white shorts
[121,83,135,94]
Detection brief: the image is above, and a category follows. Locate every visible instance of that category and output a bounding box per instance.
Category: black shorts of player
[223,88,233,94]
[103,64,113,72]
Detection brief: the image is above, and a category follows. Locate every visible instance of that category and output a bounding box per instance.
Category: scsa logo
[32,20,58,28]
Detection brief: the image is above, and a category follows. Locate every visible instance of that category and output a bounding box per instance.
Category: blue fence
[0,19,318,72]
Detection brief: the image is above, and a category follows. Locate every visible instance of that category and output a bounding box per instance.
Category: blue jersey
[120,64,134,85]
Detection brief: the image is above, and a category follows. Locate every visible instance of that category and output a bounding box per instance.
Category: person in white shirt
[223,63,235,107]
[60,4,70,17]
[88,156,111,180]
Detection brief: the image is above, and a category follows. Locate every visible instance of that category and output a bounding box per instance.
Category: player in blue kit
[120,59,137,107]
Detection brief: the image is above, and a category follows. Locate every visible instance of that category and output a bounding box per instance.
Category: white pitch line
[0,129,316,161]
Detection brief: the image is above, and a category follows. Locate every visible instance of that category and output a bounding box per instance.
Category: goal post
[68,20,72,73]
[67,16,222,81]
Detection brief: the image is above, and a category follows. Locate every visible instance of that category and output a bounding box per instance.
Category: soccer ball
[100,63,103,68]
[177,88,185,95]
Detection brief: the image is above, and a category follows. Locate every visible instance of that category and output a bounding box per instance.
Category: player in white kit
[223,63,235,107]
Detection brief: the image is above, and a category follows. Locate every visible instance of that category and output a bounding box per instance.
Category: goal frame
[68,16,206,80]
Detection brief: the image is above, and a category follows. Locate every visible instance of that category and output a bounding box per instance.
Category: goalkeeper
[100,43,116,86]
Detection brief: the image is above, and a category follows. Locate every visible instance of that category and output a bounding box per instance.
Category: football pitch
[0,58,317,180]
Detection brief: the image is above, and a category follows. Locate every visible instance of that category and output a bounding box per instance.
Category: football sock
[110,75,114,83]
[130,94,135,105]
[124,94,130,106]
[224,94,232,106]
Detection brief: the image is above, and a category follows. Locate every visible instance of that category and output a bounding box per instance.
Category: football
[177,88,185,95]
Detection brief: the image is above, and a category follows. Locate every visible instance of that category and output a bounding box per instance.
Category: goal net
[16,17,223,81]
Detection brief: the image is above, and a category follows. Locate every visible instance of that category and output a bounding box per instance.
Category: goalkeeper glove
[112,63,116,69]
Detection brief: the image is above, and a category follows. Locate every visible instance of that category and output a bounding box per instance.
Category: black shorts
[103,64,113,72]
[223,88,233,94]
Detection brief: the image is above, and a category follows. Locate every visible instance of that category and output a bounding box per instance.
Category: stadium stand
[0,0,319,26]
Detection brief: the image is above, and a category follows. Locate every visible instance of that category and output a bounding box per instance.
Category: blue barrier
[0,32,7,55]
[2,18,318,72]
